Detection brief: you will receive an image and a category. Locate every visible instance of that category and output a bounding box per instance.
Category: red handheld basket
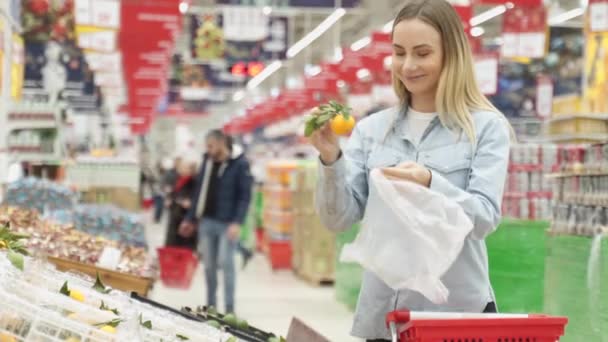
[157,247,199,289]
[386,310,568,342]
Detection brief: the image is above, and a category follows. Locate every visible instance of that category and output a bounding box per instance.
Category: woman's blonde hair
[391,0,502,145]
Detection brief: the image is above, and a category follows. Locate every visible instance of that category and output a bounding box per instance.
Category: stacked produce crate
[291,161,335,285]
[502,143,559,220]
[262,161,298,270]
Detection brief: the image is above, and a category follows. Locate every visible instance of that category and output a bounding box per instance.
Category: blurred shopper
[180,130,253,314]
[309,1,511,340]
[165,158,198,249]
[224,136,254,269]
[152,162,166,224]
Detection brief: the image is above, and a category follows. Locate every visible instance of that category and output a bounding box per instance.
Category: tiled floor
[145,215,359,342]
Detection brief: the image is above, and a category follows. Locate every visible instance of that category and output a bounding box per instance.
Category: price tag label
[536,76,553,118]
[518,32,546,58]
[97,247,122,270]
[590,2,608,32]
[474,56,498,95]
[92,0,121,29]
[75,0,93,25]
[79,31,117,52]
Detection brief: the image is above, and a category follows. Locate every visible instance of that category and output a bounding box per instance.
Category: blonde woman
[310,0,511,340]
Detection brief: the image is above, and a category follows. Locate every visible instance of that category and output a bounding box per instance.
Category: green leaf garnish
[60,281,71,296]
[93,318,123,328]
[92,272,111,294]
[139,313,152,329]
[176,334,189,340]
[100,300,120,315]
[7,250,24,270]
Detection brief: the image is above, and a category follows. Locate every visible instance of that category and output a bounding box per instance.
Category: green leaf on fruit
[93,318,123,328]
[304,121,316,137]
[139,313,152,329]
[60,281,71,296]
[93,272,111,294]
[100,301,120,316]
[7,250,24,271]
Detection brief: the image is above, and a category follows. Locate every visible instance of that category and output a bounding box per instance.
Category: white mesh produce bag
[340,169,474,304]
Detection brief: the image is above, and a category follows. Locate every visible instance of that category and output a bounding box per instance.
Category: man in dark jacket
[180,130,253,314]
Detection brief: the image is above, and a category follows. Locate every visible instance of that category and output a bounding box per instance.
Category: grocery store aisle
[145,213,359,342]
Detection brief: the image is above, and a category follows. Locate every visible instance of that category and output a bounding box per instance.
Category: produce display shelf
[47,256,154,297]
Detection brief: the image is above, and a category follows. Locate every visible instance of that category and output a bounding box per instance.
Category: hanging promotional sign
[74,0,121,29]
[590,0,608,32]
[191,14,290,63]
[584,31,608,113]
[0,19,4,96]
[75,26,118,52]
[22,0,76,43]
[23,41,100,110]
[120,1,181,127]
[501,5,547,59]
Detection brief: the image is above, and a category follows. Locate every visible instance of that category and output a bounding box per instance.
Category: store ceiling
[178,0,587,123]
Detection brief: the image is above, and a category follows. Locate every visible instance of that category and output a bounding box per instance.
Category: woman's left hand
[381,161,432,187]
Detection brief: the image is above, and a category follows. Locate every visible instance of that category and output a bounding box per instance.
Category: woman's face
[392,18,444,99]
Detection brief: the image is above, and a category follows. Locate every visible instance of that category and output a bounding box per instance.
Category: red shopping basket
[157,247,199,289]
[386,310,568,342]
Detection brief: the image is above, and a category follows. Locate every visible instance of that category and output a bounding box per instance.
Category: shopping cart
[385,310,568,342]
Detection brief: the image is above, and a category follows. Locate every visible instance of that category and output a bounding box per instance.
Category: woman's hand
[309,108,341,165]
[382,161,432,187]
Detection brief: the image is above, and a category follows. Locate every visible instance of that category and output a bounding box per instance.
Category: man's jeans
[198,218,237,313]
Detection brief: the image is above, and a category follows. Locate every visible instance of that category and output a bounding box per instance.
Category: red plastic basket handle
[385,310,411,328]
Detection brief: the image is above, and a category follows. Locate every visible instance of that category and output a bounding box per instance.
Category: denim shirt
[315,106,511,340]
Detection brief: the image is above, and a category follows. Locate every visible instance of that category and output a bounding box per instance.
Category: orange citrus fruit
[330,114,355,136]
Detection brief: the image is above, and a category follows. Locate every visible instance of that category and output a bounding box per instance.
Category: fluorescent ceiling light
[356,68,370,80]
[548,8,584,25]
[470,26,485,37]
[304,64,322,77]
[470,5,507,26]
[334,47,343,62]
[286,8,346,58]
[232,90,245,102]
[382,20,394,33]
[351,37,371,51]
[247,60,282,90]
[179,2,189,14]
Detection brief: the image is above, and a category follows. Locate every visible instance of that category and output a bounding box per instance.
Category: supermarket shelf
[547,114,608,123]
[504,191,553,199]
[546,133,608,142]
[554,198,608,207]
[547,170,608,178]
[13,153,62,164]
[8,121,58,131]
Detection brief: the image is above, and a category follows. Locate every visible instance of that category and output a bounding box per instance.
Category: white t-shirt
[405,108,437,146]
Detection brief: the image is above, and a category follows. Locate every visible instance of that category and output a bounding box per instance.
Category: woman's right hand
[309,108,341,165]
